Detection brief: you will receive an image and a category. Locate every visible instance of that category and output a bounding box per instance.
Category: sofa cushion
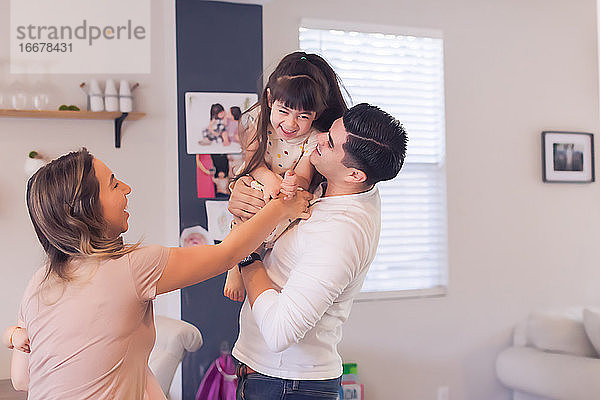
[583,308,600,356]
[526,309,596,357]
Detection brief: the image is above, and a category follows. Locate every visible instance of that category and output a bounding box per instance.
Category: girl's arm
[250,166,283,200]
[155,192,312,295]
[290,154,314,191]
[280,154,315,198]
[239,120,283,199]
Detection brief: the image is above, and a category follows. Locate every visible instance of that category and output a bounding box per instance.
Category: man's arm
[228,176,265,221]
[240,219,362,353]
[240,261,277,306]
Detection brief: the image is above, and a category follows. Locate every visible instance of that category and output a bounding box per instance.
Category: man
[228,103,407,399]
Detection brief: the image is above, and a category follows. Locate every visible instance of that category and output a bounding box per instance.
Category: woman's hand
[272,190,313,221]
[228,176,266,221]
[4,327,30,353]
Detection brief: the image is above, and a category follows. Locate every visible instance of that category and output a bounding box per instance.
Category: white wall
[263,0,600,399]
[2,0,600,399]
[0,0,180,379]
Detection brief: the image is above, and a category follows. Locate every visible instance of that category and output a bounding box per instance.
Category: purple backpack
[195,354,238,400]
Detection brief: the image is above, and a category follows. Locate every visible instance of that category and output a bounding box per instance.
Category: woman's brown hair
[26,149,138,281]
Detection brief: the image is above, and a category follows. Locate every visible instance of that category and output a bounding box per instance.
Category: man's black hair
[342,103,408,186]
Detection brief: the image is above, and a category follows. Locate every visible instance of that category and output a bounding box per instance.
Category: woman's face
[93,158,131,238]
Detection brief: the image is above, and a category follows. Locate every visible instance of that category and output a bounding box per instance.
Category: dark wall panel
[175,1,262,398]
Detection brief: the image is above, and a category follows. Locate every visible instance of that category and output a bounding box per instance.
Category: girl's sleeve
[128,245,171,302]
[303,132,320,156]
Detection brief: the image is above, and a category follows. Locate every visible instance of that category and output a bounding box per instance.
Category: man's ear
[344,168,368,184]
[267,88,273,107]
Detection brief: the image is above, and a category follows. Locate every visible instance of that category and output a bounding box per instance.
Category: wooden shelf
[0,109,145,120]
[0,109,146,148]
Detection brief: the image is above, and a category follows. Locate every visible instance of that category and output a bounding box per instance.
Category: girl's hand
[273,190,312,221]
[280,170,298,200]
[10,327,30,353]
[260,173,284,201]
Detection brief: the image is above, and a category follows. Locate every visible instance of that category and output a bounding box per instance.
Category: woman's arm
[2,326,16,348]
[155,192,311,295]
[3,326,29,353]
[10,321,29,391]
[11,350,29,391]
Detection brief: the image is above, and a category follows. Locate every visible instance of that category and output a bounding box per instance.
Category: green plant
[58,105,80,111]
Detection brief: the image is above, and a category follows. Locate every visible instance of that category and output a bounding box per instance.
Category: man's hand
[228,176,266,221]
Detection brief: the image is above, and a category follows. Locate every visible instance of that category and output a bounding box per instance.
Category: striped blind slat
[300,26,447,294]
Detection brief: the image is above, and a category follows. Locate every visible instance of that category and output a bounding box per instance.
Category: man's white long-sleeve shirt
[232,185,381,380]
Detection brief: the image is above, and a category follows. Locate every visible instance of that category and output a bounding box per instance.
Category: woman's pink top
[18,245,170,400]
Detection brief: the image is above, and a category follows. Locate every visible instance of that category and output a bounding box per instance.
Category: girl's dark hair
[237,51,348,179]
[26,149,138,281]
[230,106,242,121]
[210,103,225,120]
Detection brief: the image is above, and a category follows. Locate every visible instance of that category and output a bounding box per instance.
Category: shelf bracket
[114,112,129,148]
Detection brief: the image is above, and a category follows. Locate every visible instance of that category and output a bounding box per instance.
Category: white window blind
[299,24,448,297]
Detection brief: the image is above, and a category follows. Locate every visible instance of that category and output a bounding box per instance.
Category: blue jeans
[236,372,341,400]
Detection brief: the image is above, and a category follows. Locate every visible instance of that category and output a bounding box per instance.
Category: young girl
[200,103,228,145]
[223,52,348,302]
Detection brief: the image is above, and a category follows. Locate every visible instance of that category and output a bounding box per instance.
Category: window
[300,21,448,299]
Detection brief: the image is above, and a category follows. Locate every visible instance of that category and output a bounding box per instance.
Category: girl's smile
[270,100,317,141]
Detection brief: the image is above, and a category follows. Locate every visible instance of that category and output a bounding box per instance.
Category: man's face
[310,117,350,181]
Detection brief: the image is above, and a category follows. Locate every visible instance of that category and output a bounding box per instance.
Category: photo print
[553,143,583,172]
[185,92,257,155]
[542,131,595,183]
[195,154,235,199]
[205,200,234,241]
[179,225,214,248]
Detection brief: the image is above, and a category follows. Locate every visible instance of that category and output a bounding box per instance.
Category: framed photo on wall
[185,92,257,155]
[542,131,595,183]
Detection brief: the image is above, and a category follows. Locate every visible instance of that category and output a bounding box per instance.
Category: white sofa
[496,308,600,400]
[149,316,203,397]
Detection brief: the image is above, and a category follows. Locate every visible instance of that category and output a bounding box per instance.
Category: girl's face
[217,110,226,119]
[269,99,317,140]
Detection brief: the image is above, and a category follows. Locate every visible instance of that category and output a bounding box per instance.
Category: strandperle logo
[15,20,147,46]
[10,0,151,74]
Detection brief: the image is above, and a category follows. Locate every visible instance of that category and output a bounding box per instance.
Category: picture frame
[541,131,595,183]
[185,92,257,155]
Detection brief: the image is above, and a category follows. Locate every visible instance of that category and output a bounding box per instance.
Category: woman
[6,148,310,400]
